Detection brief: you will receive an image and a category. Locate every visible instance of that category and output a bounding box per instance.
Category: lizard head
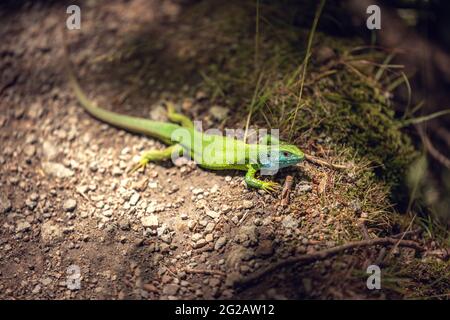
[260,144,304,170]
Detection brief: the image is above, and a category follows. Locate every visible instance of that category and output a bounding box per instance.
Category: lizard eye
[283,152,290,157]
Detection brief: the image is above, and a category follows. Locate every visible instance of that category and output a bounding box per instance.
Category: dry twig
[184,268,226,277]
[235,237,423,288]
[280,175,294,206]
[303,154,349,170]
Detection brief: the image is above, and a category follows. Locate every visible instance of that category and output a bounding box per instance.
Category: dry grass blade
[289,0,326,138]
[303,153,349,170]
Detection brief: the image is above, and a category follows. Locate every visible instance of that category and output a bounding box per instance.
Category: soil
[0,0,448,300]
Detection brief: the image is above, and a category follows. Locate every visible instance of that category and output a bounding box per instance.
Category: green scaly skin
[68,69,305,192]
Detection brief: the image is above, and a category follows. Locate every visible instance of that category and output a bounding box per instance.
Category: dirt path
[0,0,448,300]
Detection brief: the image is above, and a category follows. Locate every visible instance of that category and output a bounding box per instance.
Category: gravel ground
[0,0,446,300]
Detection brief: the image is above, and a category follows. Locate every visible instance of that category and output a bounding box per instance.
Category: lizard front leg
[129,144,183,173]
[244,164,280,192]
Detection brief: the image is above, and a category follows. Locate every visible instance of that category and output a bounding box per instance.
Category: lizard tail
[62,30,179,144]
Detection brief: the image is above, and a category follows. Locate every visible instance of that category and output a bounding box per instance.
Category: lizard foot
[128,157,149,174]
[260,181,280,193]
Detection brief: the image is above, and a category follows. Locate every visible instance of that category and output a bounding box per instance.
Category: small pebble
[63,199,77,212]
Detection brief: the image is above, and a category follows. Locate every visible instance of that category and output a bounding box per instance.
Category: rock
[129,193,140,206]
[9,108,20,122]
[234,225,258,247]
[25,199,37,210]
[192,188,203,195]
[40,278,52,286]
[132,178,148,192]
[0,115,6,127]
[143,283,158,293]
[32,284,41,294]
[214,236,227,250]
[16,221,31,232]
[25,134,38,144]
[281,215,298,229]
[161,274,172,284]
[242,200,254,209]
[119,220,130,231]
[254,218,262,226]
[297,183,312,193]
[112,167,123,176]
[41,221,63,244]
[180,213,188,220]
[23,145,36,157]
[226,247,254,269]
[195,289,203,297]
[163,284,179,296]
[148,181,158,189]
[193,239,207,249]
[187,220,196,231]
[142,215,159,229]
[28,102,44,119]
[42,140,59,160]
[173,156,189,167]
[205,209,219,219]
[149,105,168,121]
[210,105,229,121]
[221,205,231,213]
[0,196,12,214]
[225,272,241,287]
[103,209,113,217]
[180,280,189,287]
[255,240,274,257]
[29,193,39,201]
[191,233,203,242]
[63,199,77,212]
[160,232,172,244]
[94,287,103,294]
[42,162,74,178]
[209,278,221,288]
[205,233,214,242]
[205,222,215,233]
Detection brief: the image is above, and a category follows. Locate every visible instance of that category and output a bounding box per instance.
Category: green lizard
[67,63,304,192]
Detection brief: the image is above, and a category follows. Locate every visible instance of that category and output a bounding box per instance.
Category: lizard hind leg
[166,102,194,129]
[129,144,183,174]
